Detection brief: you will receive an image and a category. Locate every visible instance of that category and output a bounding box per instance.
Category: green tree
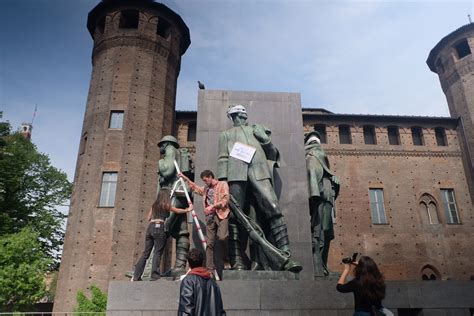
[0,228,51,311]
[0,121,72,266]
[74,285,107,316]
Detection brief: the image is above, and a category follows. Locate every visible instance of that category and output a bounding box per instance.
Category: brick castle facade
[54,0,474,312]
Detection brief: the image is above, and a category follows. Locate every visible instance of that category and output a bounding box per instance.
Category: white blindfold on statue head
[305,135,321,145]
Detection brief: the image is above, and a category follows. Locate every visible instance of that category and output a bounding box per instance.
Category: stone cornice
[325,148,462,158]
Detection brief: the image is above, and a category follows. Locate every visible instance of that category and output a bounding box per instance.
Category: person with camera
[336,255,392,316]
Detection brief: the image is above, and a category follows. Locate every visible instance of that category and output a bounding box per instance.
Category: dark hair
[200,169,214,179]
[187,248,204,268]
[151,189,172,219]
[354,256,386,302]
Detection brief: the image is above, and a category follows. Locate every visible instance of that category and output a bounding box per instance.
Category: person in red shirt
[180,170,231,272]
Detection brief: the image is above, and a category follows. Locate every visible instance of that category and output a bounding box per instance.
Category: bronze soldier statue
[305,131,340,277]
[157,135,191,277]
[217,104,301,272]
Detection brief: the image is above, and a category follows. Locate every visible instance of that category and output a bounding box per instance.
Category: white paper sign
[230,142,256,163]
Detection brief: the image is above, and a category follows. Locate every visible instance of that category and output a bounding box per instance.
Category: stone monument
[193,89,313,279]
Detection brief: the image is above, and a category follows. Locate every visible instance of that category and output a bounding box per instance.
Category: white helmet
[227,104,247,120]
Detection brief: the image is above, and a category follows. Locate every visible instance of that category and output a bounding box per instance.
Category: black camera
[342,252,359,264]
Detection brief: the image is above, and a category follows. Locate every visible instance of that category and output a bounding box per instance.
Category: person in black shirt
[178,248,226,316]
[133,189,192,281]
[336,256,386,316]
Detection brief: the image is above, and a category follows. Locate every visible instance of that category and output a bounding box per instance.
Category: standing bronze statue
[305,131,340,277]
[217,104,301,272]
[157,135,191,278]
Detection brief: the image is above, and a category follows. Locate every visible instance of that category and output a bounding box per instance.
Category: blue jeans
[354,312,371,316]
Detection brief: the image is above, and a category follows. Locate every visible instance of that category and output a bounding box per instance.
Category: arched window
[419,194,440,224]
[119,10,139,29]
[157,18,172,38]
[421,265,441,281]
[96,16,106,34]
[454,38,471,59]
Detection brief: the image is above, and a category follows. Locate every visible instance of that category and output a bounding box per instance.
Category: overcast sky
[1,0,473,181]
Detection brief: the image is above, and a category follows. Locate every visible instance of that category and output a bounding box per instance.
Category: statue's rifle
[228,195,291,270]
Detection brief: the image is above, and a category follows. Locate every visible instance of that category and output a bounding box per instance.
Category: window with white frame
[369,189,387,224]
[440,189,460,224]
[99,172,118,207]
[109,111,124,129]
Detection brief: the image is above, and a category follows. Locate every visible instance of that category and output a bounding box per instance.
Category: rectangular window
[369,189,387,224]
[314,124,327,144]
[339,125,352,144]
[99,172,118,207]
[109,111,124,129]
[441,189,460,224]
[79,133,87,155]
[435,127,447,146]
[387,126,400,145]
[187,121,196,142]
[411,127,424,146]
[363,125,376,145]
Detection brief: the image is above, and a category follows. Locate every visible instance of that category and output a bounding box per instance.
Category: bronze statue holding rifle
[217,104,302,272]
[157,135,191,278]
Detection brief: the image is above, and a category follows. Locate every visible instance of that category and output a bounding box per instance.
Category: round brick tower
[53,0,190,312]
[427,23,474,203]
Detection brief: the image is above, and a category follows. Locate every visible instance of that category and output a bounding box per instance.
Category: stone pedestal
[107,280,474,315]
